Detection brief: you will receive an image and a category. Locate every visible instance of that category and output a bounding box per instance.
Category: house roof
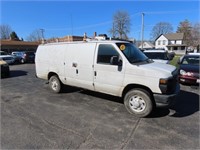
[139,41,155,48]
[164,33,184,40]
[0,40,40,46]
[155,33,184,41]
[145,41,154,47]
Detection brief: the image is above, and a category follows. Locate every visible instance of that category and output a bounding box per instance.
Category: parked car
[11,51,24,63]
[0,58,10,78]
[0,51,15,65]
[11,51,35,63]
[178,54,200,85]
[143,50,173,64]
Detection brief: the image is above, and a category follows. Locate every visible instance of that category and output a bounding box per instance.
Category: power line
[141,13,145,49]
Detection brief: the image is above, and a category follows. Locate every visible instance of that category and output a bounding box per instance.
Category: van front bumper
[154,84,180,107]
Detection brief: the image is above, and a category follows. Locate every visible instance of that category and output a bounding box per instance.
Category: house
[139,41,155,49]
[155,33,187,53]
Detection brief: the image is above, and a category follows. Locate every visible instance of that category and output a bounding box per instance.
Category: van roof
[40,40,130,46]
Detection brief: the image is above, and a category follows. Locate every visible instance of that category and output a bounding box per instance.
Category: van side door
[64,43,96,91]
[93,43,125,96]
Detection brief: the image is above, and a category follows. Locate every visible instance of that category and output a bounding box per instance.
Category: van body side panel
[123,63,163,94]
[35,44,66,83]
[64,43,96,90]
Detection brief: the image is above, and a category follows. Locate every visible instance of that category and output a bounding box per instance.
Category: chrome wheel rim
[129,95,146,112]
[51,79,58,91]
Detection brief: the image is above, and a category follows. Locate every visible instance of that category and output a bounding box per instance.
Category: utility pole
[70,14,73,36]
[112,22,115,38]
[141,13,144,49]
[40,28,45,43]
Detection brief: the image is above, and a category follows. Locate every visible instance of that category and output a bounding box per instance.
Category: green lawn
[170,55,182,67]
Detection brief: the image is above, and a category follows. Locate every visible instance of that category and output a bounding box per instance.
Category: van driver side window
[97,44,119,65]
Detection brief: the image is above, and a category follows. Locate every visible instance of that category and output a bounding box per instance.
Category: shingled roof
[155,33,184,41]
[164,33,184,40]
[0,40,40,46]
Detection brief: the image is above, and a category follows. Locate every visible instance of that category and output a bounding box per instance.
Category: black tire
[49,75,62,93]
[124,88,153,117]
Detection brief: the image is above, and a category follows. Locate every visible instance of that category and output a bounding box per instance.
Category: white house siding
[169,40,182,44]
[139,42,154,49]
[176,40,182,44]
[155,35,168,50]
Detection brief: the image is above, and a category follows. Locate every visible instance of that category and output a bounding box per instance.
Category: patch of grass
[170,55,182,67]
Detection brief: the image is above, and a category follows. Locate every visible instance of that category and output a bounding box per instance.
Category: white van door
[93,43,125,96]
[64,43,96,90]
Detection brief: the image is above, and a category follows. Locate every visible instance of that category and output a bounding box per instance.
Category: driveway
[1,64,199,149]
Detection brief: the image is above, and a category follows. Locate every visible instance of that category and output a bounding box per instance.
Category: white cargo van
[35,40,180,117]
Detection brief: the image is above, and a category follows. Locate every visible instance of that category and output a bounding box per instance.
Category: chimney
[94,32,97,38]
[83,32,87,41]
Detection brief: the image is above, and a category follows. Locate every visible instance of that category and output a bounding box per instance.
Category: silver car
[0,51,15,65]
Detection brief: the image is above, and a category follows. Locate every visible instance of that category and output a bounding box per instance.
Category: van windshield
[116,43,148,63]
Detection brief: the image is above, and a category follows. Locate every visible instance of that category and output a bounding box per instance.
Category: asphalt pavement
[1,64,199,149]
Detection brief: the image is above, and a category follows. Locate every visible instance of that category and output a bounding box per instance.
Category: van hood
[139,62,176,77]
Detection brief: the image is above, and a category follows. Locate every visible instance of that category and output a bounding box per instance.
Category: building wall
[169,40,182,44]
[139,42,154,49]
[1,40,39,53]
[155,35,168,50]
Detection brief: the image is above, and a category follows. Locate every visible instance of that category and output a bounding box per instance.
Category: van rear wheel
[124,89,153,117]
[49,75,62,93]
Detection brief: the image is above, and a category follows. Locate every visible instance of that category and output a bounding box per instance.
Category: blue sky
[1,0,199,41]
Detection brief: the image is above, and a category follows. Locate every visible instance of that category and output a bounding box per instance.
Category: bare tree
[0,24,12,39]
[151,22,173,40]
[191,22,200,47]
[26,29,43,42]
[109,10,131,39]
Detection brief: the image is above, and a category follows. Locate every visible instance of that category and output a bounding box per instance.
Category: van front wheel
[124,89,153,117]
[49,75,62,93]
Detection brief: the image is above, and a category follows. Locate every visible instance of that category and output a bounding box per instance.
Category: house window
[163,40,166,45]
[158,40,161,45]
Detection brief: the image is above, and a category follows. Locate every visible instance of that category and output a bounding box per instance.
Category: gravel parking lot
[1,64,199,149]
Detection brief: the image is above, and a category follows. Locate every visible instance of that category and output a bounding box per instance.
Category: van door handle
[94,71,97,76]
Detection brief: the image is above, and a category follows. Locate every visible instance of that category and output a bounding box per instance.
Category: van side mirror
[110,56,122,66]
[110,56,118,65]
[118,59,122,67]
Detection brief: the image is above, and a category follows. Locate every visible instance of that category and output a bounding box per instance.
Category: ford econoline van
[35,40,179,117]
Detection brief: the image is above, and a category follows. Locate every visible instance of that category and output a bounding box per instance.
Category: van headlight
[159,76,177,94]
[159,78,168,94]
[159,78,168,84]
